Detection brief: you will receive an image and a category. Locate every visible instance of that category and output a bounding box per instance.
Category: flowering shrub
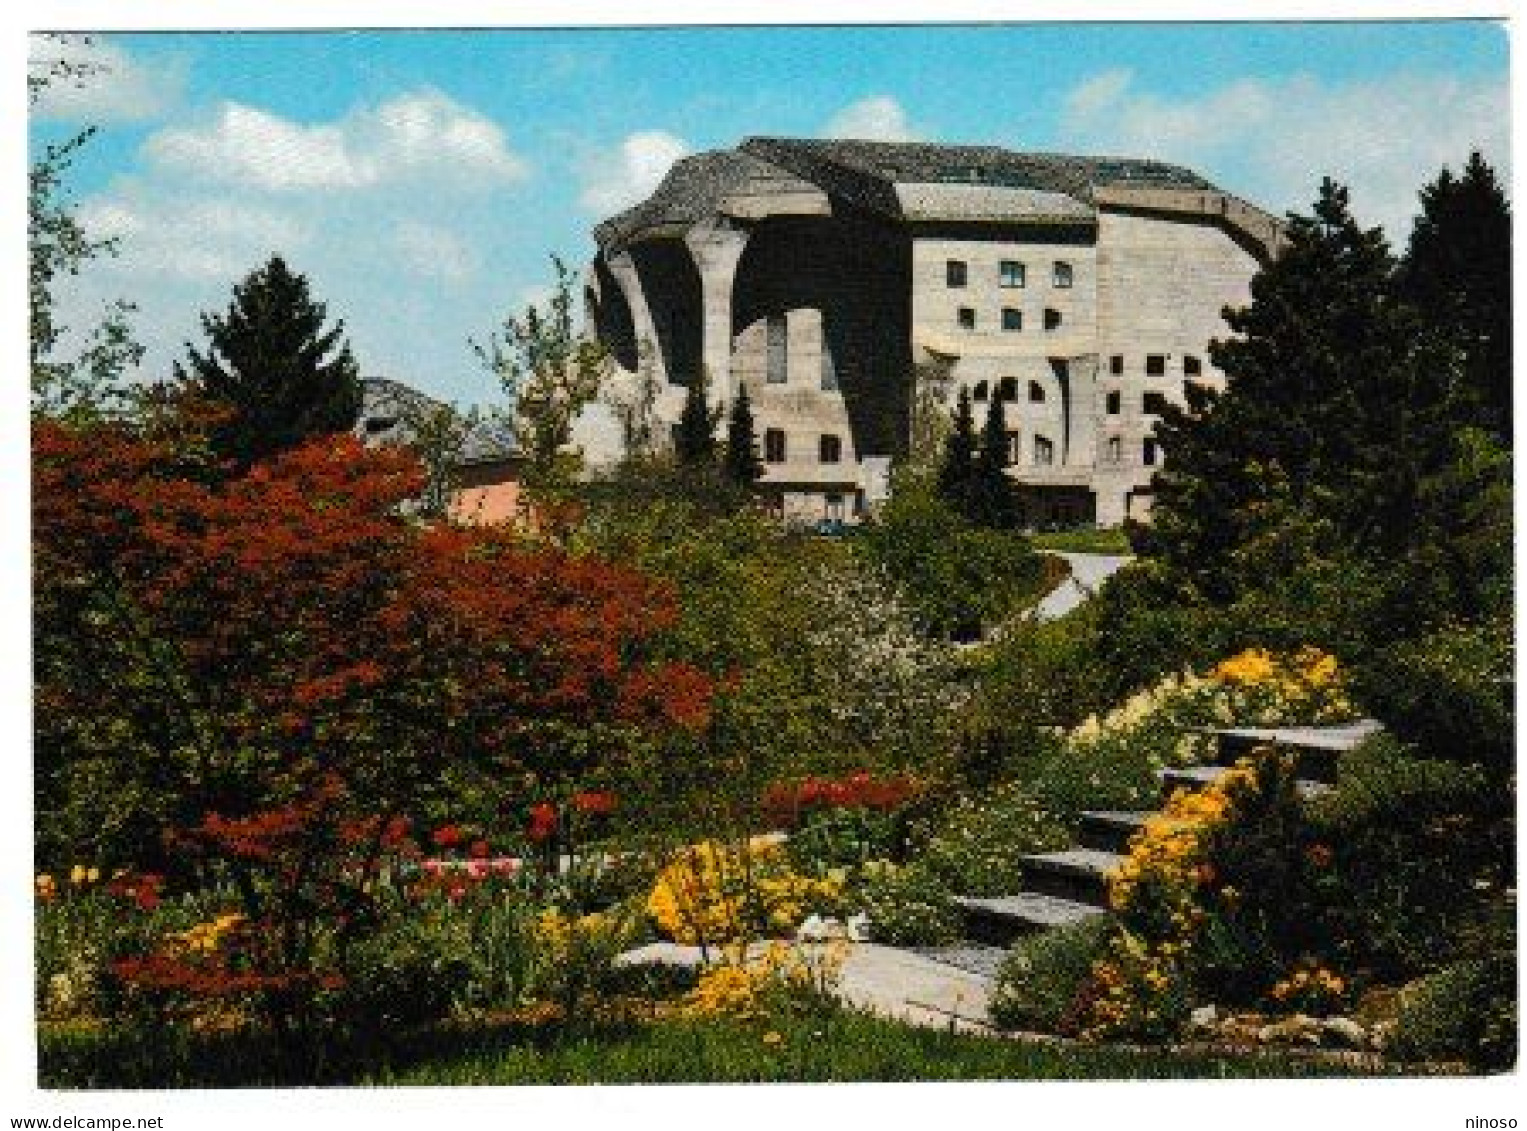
[768,771,927,871]
[914,782,1069,897]
[847,861,961,947]
[1078,750,1341,1039]
[1210,646,1355,724]
[1266,958,1348,1014]
[647,838,845,947]
[762,771,923,828]
[35,868,211,1024]
[1033,647,1360,821]
[678,940,847,1020]
[34,417,714,1035]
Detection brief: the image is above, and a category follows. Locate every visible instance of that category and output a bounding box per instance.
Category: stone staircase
[944,720,1381,952]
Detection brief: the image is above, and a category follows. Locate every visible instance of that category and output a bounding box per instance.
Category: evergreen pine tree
[937,386,978,515]
[1151,178,1471,602]
[968,390,1016,528]
[176,255,361,467]
[673,366,720,467]
[722,381,764,488]
[1397,151,1512,441]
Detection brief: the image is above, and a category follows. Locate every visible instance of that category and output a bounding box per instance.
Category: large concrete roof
[593,136,1231,253]
[357,377,517,466]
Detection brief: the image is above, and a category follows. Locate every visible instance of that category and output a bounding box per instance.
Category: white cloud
[1060,68,1509,240]
[142,89,530,193]
[578,129,690,214]
[78,192,308,280]
[822,95,920,142]
[392,221,479,283]
[29,33,183,122]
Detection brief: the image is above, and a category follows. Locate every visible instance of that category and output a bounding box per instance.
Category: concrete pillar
[683,221,749,408]
[604,251,665,384]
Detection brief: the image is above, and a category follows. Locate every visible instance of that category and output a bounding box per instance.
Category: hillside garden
[29,84,1514,1085]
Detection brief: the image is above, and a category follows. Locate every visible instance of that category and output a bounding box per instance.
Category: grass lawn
[1030,529,1134,555]
[40,1008,1400,1088]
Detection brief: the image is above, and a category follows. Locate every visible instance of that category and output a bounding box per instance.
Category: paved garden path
[616,941,996,1033]
[1031,551,1133,622]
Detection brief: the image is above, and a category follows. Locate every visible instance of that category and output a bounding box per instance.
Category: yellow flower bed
[1084,750,1336,1039]
[647,838,844,945]
[1210,646,1354,722]
[167,912,248,958]
[679,940,847,1019]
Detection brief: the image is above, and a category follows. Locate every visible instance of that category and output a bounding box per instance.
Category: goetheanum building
[586,137,1284,526]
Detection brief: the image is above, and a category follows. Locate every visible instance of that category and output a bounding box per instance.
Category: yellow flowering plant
[678,940,847,1020]
[1081,748,1348,1039]
[1048,647,1359,818]
[647,838,845,947]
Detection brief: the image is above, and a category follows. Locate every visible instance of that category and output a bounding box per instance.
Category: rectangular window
[1001,307,1023,332]
[957,307,976,330]
[1145,354,1166,376]
[1110,354,1124,375]
[819,434,842,464]
[999,260,1026,288]
[946,260,968,288]
[1143,437,1159,466]
[1184,354,1202,377]
[1006,431,1021,465]
[1052,261,1073,288]
[1143,392,1169,416]
[1106,390,1121,415]
[1033,435,1055,466]
[766,315,788,384]
[764,428,787,463]
[1044,308,1062,331]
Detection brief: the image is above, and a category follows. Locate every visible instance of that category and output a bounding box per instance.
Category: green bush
[914,782,1069,897]
[1388,954,1517,1071]
[1354,616,1513,774]
[988,915,1113,1034]
[1308,734,1510,980]
[856,474,1048,640]
[850,861,961,946]
[335,906,476,1032]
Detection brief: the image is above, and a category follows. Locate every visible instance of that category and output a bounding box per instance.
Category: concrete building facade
[586,138,1284,526]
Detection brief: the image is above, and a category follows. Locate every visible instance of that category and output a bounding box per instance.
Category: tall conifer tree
[937,386,979,515]
[1151,178,1472,602]
[673,366,720,467]
[176,255,361,467]
[1397,151,1512,441]
[722,381,764,488]
[968,390,1017,528]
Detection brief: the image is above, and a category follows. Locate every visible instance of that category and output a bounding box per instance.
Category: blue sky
[29,22,1510,410]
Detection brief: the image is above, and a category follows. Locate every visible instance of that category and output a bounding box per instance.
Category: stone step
[952,892,1107,947]
[907,943,1010,981]
[1077,809,1155,854]
[1159,763,1332,803]
[1210,720,1381,785]
[1017,847,1123,907]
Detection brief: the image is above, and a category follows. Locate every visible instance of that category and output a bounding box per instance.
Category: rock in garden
[1188,1004,1220,1032]
[1320,1016,1369,1048]
[1257,1014,1324,1045]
